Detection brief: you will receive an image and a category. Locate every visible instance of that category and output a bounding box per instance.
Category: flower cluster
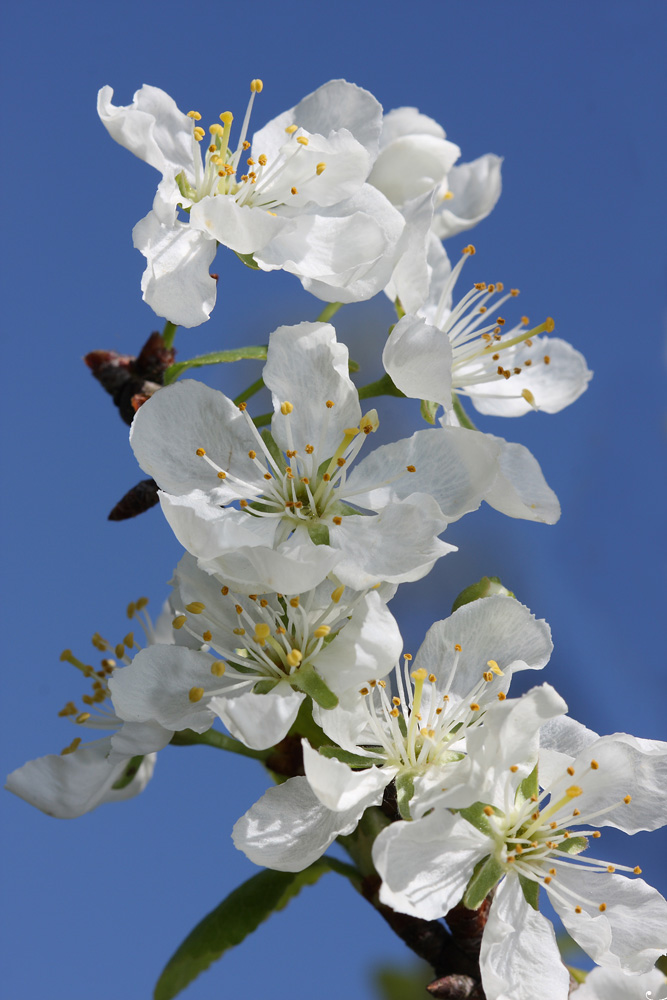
[9,75,665,1000]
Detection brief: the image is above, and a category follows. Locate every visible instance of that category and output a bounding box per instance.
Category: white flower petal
[482,435,561,524]
[97,84,194,176]
[369,133,461,206]
[132,210,217,327]
[383,313,453,406]
[189,196,287,255]
[575,967,667,1000]
[210,687,305,751]
[302,741,391,812]
[433,153,503,239]
[480,876,570,1000]
[232,774,380,872]
[378,107,447,147]
[551,870,667,975]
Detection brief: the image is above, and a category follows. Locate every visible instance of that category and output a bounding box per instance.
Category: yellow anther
[487,659,503,675]
[187,110,202,120]
[390,708,399,717]
[624,795,632,804]
[185,602,206,614]
[115,644,125,658]
[243,140,251,150]
[193,129,205,141]
[285,124,298,134]
[463,244,476,255]
[196,448,206,456]
[607,865,615,873]
[332,514,344,526]
[506,855,515,863]
[281,401,294,415]
[590,759,599,770]
[172,615,187,630]
[127,601,136,618]
[567,766,575,776]
[331,585,345,604]
[136,597,148,611]
[202,630,212,642]
[566,785,583,798]
[483,806,494,816]
[428,673,437,683]
[210,660,226,677]
[634,866,642,874]
[545,317,555,332]
[209,123,224,136]
[233,627,245,636]
[572,808,580,816]
[234,604,243,614]
[599,903,607,912]
[289,597,300,608]
[82,695,94,705]
[325,399,335,409]
[443,190,454,200]
[291,187,298,195]
[593,831,601,838]
[258,154,267,166]
[254,623,271,640]
[314,626,331,638]
[510,765,519,773]
[360,687,369,696]
[543,355,551,365]
[483,671,493,682]
[189,687,205,703]
[454,644,462,652]
[123,632,135,648]
[286,649,303,668]
[406,465,416,473]
[497,692,506,701]
[470,702,480,712]
[510,288,520,296]
[76,712,91,724]
[296,136,309,146]
[217,472,226,480]
[360,410,379,433]
[575,906,582,913]
[316,162,326,175]
[60,737,82,756]
[544,876,552,884]
[250,79,263,93]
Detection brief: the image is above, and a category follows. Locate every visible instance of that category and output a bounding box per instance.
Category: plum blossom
[98,79,405,326]
[130,321,554,595]
[231,595,552,871]
[384,245,592,420]
[372,685,667,1000]
[5,598,173,818]
[109,553,402,751]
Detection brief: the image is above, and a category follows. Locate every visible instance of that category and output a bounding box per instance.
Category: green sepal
[111,755,144,790]
[234,250,260,269]
[307,522,330,546]
[518,873,540,910]
[163,345,268,385]
[318,745,380,768]
[291,664,338,710]
[558,835,588,856]
[253,678,278,695]
[395,772,415,820]
[462,854,504,910]
[459,801,501,838]
[153,857,353,1000]
[394,297,405,319]
[420,399,439,425]
[516,764,539,807]
[452,575,515,613]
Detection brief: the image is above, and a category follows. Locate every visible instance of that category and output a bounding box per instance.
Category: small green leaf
[111,755,144,790]
[253,679,278,695]
[291,664,338,709]
[154,859,340,1000]
[395,772,415,820]
[517,764,539,806]
[163,345,268,385]
[307,522,330,546]
[518,873,540,910]
[558,835,588,856]
[420,399,439,425]
[463,854,504,909]
[318,745,380,768]
[452,575,515,613]
[459,801,500,837]
[234,250,260,269]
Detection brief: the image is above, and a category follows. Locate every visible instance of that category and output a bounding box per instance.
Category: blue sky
[1,2,665,998]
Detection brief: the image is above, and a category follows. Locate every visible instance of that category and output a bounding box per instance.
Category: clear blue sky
[1,2,665,998]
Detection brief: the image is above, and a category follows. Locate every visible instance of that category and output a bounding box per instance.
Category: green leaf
[163,345,268,385]
[318,745,380,768]
[420,399,439,425]
[253,678,278,695]
[307,521,330,546]
[169,727,270,761]
[518,873,540,910]
[234,250,260,269]
[517,764,539,806]
[154,858,346,1000]
[558,835,588,856]
[459,801,500,838]
[463,854,504,909]
[451,575,515,613]
[395,772,415,820]
[291,663,338,709]
[111,755,144,790]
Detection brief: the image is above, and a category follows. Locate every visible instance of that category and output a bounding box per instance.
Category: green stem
[234,375,265,407]
[162,321,178,350]
[316,301,343,323]
[170,727,271,761]
[357,373,406,401]
[451,394,478,431]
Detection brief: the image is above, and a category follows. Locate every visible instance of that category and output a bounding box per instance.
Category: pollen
[483,806,494,816]
[590,760,599,770]
[331,585,345,604]
[624,795,632,804]
[428,673,437,683]
[285,124,298,134]
[463,245,476,255]
[291,187,298,195]
[289,597,300,608]
[599,903,607,912]
[634,866,642,874]
[196,448,206,456]
[575,906,582,914]
[511,289,520,296]
[280,401,294,415]
[296,136,309,146]
[332,516,342,525]
[221,586,229,595]
[406,465,416,473]
[360,687,369,696]
[510,765,519,773]
[202,630,212,642]
[593,831,601,838]
[316,162,326,174]
[567,766,575,776]
[454,644,462,652]
[497,692,506,701]
[469,702,480,712]
[314,625,331,638]
[189,687,205,703]
[325,400,335,409]
[544,876,552,884]
[543,355,551,365]
[185,602,206,614]
[187,111,202,120]
[210,661,226,677]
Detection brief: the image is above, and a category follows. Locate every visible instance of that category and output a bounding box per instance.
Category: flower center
[177,80,328,213]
